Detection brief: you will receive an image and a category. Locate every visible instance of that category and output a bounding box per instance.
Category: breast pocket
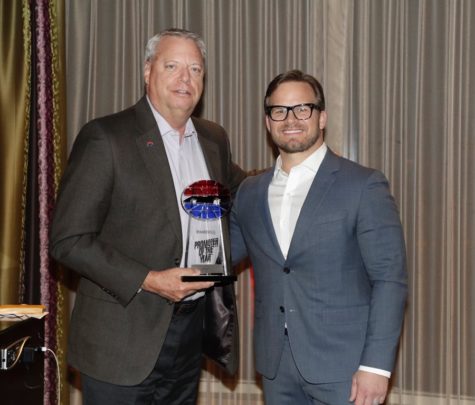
[313,211,348,226]
[294,211,348,255]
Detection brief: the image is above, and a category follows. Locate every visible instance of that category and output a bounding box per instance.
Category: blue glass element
[183,201,224,219]
[181,180,231,220]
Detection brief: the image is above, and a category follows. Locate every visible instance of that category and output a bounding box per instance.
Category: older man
[51,28,245,404]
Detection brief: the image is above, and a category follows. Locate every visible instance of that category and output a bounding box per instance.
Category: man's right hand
[141,268,214,302]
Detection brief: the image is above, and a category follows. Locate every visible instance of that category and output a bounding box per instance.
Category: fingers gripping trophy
[181,180,237,283]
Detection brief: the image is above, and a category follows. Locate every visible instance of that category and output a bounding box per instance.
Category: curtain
[0,0,30,303]
[347,1,475,402]
[0,1,68,404]
[64,1,474,404]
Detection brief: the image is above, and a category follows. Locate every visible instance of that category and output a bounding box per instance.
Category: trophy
[180,180,237,283]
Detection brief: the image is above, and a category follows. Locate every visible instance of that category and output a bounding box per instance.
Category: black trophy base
[182,264,236,283]
[181,274,237,283]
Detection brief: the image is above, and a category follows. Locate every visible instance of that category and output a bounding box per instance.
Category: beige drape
[65,1,474,404]
[0,0,30,304]
[1,1,70,404]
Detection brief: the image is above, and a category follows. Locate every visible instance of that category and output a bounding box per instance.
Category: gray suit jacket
[231,149,407,383]
[50,96,245,385]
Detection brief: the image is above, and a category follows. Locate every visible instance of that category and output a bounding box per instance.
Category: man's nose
[179,67,191,83]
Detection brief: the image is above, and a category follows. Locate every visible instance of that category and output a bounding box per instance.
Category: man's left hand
[349,370,388,405]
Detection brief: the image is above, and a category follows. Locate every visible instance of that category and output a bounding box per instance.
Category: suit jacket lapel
[192,119,221,181]
[134,97,182,243]
[258,170,287,263]
[287,149,341,256]
[197,135,220,180]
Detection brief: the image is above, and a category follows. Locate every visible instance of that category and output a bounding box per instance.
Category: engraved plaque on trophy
[180,180,237,283]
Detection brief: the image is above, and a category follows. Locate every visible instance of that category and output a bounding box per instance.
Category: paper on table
[0,305,48,321]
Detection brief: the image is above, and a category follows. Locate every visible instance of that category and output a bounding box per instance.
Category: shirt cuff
[359,365,391,378]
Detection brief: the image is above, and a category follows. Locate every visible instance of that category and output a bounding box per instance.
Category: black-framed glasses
[265,103,321,121]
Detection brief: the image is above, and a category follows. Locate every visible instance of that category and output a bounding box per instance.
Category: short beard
[273,129,321,154]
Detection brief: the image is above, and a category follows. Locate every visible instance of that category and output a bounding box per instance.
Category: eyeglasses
[265,103,321,121]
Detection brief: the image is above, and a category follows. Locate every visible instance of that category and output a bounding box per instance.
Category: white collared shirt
[147,98,210,299]
[268,143,327,258]
[153,114,210,259]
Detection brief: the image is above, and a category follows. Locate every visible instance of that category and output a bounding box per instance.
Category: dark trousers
[81,298,205,405]
[263,333,352,405]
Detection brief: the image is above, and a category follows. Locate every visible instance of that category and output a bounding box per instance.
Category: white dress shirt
[268,144,327,259]
[268,143,390,378]
[147,97,210,299]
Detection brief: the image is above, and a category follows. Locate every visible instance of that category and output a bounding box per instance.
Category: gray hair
[144,28,207,66]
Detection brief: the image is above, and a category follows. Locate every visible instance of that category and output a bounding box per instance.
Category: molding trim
[199,379,475,405]
[388,391,475,405]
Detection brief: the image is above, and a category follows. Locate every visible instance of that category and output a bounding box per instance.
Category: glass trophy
[180,180,237,283]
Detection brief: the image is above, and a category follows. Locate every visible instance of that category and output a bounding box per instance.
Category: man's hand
[349,370,388,405]
[141,267,214,302]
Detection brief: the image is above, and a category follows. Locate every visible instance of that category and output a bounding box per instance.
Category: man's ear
[265,115,271,133]
[144,62,151,86]
[319,110,328,130]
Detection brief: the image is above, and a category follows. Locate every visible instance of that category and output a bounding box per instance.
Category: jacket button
[174,258,180,266]
[283,267,290,274]
[279,306,285,313]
